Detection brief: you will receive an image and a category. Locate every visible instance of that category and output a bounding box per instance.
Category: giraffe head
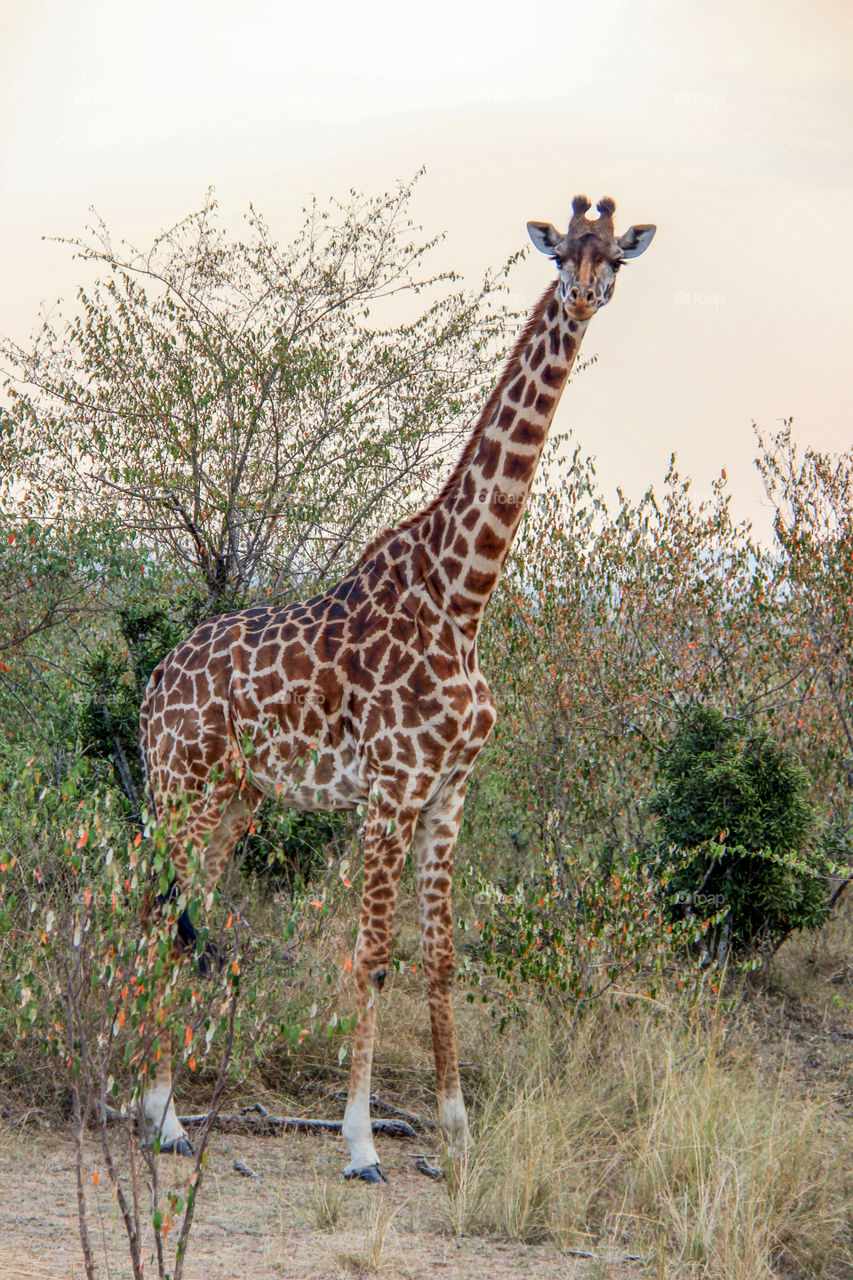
[527,195,655,321]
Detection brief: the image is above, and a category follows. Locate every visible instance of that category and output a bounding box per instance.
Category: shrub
[650,705,831,964]
[0,745,298,1279]
[238,804,351,891]
[459,849,701,1028]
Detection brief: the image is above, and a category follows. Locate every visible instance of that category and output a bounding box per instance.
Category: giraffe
[138,195,655,1180]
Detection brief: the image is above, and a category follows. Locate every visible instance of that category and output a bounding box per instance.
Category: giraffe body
[142,572,497,843]
[138,196,655,1175]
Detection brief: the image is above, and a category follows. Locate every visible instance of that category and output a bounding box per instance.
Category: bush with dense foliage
[649,704,831,964]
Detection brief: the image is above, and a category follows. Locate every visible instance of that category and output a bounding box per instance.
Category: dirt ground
[0,1122,640,1280]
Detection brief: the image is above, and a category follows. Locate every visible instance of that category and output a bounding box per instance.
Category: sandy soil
[0,1123,639,1280]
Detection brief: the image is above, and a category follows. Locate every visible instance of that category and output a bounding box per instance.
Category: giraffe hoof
[344,1163,388,1184]
[158,1135,195,1157]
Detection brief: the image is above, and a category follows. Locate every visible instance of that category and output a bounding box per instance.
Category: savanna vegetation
[0,179,851,1279]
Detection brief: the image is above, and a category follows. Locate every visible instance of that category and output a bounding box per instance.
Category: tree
[464,437,850,998]
[0,504,124,661]
[756,422,853,911]
[2,175,516,610]
[0,496,135,746]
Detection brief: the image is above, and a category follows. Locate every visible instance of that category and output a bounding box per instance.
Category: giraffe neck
[360,282,588,640]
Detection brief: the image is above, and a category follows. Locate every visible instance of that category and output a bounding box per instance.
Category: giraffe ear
[527,221,562,256]
[616,224,656,258]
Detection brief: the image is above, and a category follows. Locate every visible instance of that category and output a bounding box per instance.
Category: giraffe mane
[355,280,558,567]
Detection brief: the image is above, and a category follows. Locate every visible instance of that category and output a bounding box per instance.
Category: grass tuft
[439,1002,853,1278]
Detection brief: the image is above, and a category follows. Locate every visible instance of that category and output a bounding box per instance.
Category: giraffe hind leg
[140,783,261,1155]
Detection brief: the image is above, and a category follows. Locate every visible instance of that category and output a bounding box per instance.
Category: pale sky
[1,0,851,536]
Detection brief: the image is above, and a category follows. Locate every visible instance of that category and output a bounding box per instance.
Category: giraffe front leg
[342,791,419,1183]
[412,778,470,1156]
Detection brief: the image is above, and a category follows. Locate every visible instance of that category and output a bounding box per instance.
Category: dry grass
[765,891,853,1006]
[332,1195,401,1275]
[436,995,853,1279]
[623,1027,848,1277]
[442,1071,580,1246]
[309,1166,347,1231]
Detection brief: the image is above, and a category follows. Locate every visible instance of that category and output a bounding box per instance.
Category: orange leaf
[344,956,352,972]
[133,832,142,848]
[185,1026,193,1046]
[92,1172,99,1186]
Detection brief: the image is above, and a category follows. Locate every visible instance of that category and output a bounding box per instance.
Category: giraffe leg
[411,776,470,1154]
[141,939,192,1156]
[140,784,261,1154]
[342,791,419,1182]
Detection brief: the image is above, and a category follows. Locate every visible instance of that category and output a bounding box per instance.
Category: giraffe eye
[611,259,623,272]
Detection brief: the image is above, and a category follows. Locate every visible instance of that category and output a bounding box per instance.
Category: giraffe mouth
[567,301,597,322]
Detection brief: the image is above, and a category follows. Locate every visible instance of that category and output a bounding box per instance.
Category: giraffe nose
[569,286,596,306]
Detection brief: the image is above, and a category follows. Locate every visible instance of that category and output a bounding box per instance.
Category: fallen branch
[563,1252,646,1263]
[177,1103,417,1140]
